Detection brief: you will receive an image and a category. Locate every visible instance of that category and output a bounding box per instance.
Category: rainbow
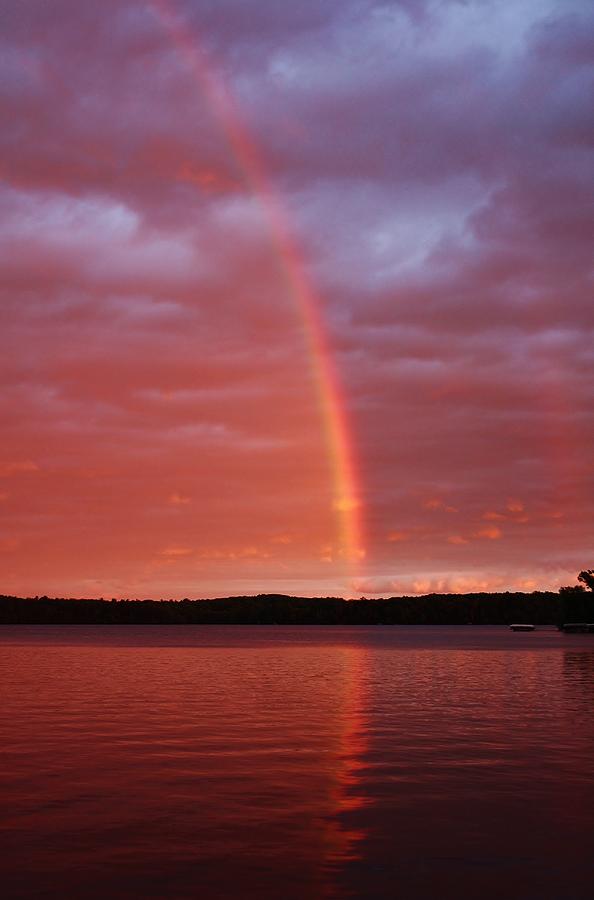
[151,2,365,578]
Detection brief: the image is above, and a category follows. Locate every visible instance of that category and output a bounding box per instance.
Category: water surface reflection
[1,633,371,898]
[1,626,593,899]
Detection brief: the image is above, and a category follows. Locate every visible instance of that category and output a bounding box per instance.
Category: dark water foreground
[1,626,593,899]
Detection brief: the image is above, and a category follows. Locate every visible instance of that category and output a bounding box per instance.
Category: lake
[1,626,593,899]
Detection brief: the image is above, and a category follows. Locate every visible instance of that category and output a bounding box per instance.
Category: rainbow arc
[152,2,365,579]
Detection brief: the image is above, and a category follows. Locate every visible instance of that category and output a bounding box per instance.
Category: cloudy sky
[1,0,593,598]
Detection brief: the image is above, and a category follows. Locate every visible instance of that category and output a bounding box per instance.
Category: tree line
[1,572,591,626]
[0,590,585,625]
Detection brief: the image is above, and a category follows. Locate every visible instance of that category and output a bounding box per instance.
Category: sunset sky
[1,0,593,599]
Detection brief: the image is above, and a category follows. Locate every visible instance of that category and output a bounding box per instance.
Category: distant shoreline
[4,590,588,626]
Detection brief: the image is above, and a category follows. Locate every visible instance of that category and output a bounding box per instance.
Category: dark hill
[0,590,576,625]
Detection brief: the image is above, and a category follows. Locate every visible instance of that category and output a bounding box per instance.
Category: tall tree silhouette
[577,570,594,591]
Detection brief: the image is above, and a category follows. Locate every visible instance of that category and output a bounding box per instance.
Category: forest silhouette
[1,573,593,625]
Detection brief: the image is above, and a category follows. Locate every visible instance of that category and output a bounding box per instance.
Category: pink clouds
[0,0,593,598]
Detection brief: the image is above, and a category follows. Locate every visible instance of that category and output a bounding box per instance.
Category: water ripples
[1,626,593,899]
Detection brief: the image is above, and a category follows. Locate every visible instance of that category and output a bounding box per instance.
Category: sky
[1,0,593,599]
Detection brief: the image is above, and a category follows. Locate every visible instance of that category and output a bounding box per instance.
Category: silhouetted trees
[3,572,593,626]
[577,569,594,591]
[0,590,563,626]
[559,570,594,624]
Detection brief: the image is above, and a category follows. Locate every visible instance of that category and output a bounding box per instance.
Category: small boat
[509,623,535,632]
[561,623,594,634]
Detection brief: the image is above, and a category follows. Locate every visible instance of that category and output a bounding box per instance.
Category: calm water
[1,626,593,899]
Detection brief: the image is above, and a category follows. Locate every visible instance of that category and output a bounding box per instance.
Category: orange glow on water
[330,646,369,819]
[151,1,365,579]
